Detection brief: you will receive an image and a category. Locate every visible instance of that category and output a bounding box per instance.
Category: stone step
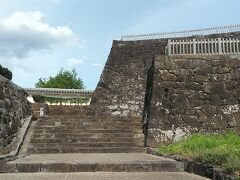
[30,137,141,143]
[34,128,142,133]
[27,147,146,153]
[5,153,184,173]
[30,142,138,148]
[36,121,142,126]
[38,117,141,120]
[39,116,141,121]
[32,129,143,134]
[39,115,140,118]
[0,172,210,179]
[32,133,144,139]
[36,123,142,128]
[36,122,142,126]
[35,123,142,127]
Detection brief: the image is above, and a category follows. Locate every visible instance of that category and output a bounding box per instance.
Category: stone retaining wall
[92,32,240,147]
[91,40,167,117]
[0,75,31,155]
[147,55,240,146]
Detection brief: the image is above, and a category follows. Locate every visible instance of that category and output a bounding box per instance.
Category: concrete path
[6,153,184,173]
[0,172,209,180]
[11,153,175,164]
[2,153,210,179]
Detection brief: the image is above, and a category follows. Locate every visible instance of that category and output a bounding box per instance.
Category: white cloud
[67,58,84,66]
[92,63,102,67]
[0,11,76,58]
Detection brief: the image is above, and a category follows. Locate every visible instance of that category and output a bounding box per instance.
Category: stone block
[194,67,212,76]
[188,99,205,107]
[210,60,221,67]
[174,59,189,69]
[41,163,96,172]
[226,58,239,68]
[182,116,202,128]
[0,161,16,173]
[152,161,184,172]
[188,59,209,69]
[203,116,228,130]
[193,91,209,100]
[184,82,203,91]
[123,162,153,172]
[186,161,213,178]
[191,75,209,83]
[209,94,222,105]
[222,96,239,105]
[230,68,240,80]
[16,163,41,173]
[203,82,227,94]
[173,94,189,108]
[96,163,123,172]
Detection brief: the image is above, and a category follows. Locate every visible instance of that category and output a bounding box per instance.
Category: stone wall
[147,55,240,146]
[0,75,31,155]
[92,32,240,147]
[91,40,166,117]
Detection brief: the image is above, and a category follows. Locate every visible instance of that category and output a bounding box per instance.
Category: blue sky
[0,0,239,90]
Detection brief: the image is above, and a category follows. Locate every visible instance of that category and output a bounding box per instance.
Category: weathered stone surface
[203,82,227,94]
[88,35,240,148]
[148,55,240,146]
[91,40,167,117]
[0,75,31,155]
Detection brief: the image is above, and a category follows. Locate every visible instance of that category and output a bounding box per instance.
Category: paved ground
[10,153,175,164]
[0,172,209,180]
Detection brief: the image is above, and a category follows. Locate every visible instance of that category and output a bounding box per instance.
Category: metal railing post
[168,39,171,55]
[237,39,239,54]
[218,38,222,54]
[193,39,196,55]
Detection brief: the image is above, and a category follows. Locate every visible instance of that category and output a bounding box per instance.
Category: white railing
[25,88,94,98]
[25,88,93,94]
[167,38,240,56]
[121,24,240,41]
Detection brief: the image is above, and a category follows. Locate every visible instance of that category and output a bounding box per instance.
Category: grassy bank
[158,131,240,174]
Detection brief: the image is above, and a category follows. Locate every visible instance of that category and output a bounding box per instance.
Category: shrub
[32,95,45,103]
[0,64,12,80]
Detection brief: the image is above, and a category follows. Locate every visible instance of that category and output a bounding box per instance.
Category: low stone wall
[147,148,239,180]
[147,55,240,146]
[0,75,31,155]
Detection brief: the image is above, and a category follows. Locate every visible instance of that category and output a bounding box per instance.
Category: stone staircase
[27,115,145,154]
[0,114,199,178]
[0,111,194,177]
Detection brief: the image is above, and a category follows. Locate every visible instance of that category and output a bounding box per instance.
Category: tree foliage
[35,68,84,89]
[34,69,86,104]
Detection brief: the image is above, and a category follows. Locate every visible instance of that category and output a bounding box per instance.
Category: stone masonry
[91,40,166,117]
[92,32,240,147]
[0,75,31,155]
[147,55,240,146]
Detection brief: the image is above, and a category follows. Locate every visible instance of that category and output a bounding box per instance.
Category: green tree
[34,69,85,104]
[36,68,84,89]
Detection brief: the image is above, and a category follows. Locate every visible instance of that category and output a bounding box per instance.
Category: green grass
[158,131,240,174]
